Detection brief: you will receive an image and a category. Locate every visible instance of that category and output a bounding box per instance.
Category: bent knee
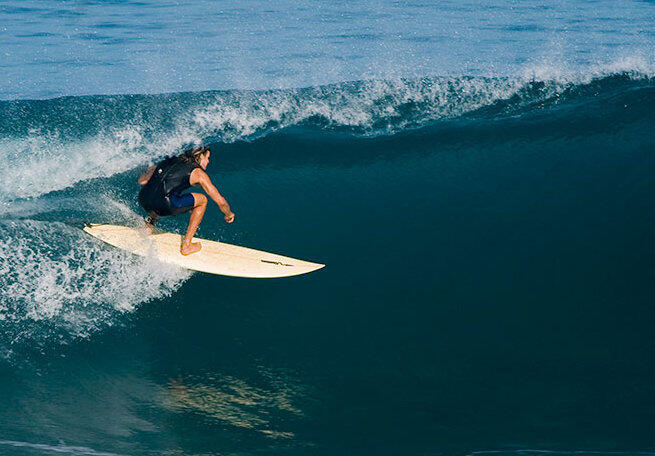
[193,193,208,206]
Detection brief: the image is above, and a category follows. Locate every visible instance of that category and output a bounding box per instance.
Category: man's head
[183,146,211,169]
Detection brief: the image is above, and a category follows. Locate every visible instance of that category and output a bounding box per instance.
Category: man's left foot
[181,242,202,255]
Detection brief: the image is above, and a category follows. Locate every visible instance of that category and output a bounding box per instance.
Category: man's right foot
[180,242,202,256]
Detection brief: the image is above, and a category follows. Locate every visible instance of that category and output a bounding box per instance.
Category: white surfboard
[83,223,325,278]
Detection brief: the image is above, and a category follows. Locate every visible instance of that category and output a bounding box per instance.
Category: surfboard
[82,223,325,278]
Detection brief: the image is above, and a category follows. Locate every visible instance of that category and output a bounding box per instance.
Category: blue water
[1,1,655,455]
[2,0,654,99]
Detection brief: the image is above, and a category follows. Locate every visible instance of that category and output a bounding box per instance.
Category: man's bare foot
[180,242,201,255]
[145,222,155,235]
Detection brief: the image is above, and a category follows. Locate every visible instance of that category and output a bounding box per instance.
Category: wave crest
[0,62,653,201]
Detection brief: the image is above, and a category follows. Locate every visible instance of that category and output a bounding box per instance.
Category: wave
[0,60,653,360]
[1,59,652,202]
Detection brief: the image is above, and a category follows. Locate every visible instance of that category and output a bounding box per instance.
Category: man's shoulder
[190,166,208,183]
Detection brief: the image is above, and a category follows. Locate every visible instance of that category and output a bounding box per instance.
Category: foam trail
[0,219,189,359]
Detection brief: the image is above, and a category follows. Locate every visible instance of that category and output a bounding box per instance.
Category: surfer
[138,146,235,255]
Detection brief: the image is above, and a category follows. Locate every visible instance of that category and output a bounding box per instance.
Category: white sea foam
[0,129,156,201]
[520,53,655,85]
[0,219,189,354]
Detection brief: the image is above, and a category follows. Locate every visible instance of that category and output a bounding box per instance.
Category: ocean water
[1,1,655,455]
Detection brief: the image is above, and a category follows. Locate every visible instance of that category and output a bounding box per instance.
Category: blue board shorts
[139,189,196,217]
[165,192,196,215]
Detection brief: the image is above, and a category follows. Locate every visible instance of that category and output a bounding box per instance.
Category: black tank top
[142,156,199,199]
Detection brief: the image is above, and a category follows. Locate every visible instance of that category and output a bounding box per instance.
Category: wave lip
[0,60,653,203]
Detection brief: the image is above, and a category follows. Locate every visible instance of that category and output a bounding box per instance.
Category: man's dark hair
[181,146,210,164]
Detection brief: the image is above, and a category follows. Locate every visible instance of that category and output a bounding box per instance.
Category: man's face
[199,151,210,170]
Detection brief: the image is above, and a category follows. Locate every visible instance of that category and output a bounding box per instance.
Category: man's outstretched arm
[193,170,235,223]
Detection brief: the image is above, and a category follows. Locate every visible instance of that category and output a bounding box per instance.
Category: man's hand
[225,212,235,224]
[138,164,156,185]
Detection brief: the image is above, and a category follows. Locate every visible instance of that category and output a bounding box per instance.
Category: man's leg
[180,193,207,255]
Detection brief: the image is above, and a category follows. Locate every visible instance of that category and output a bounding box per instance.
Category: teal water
[1,1,655,455]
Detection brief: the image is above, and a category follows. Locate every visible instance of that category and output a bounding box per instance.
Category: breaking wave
[0,59,653,360]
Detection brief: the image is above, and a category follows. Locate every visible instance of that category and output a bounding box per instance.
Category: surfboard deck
[82,223,325,278]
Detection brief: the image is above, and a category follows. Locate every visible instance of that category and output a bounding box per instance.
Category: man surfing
[138,146,235,255]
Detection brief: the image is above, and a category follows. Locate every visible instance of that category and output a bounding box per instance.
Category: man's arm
[138,165,156,185]
[191,169,235,223]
